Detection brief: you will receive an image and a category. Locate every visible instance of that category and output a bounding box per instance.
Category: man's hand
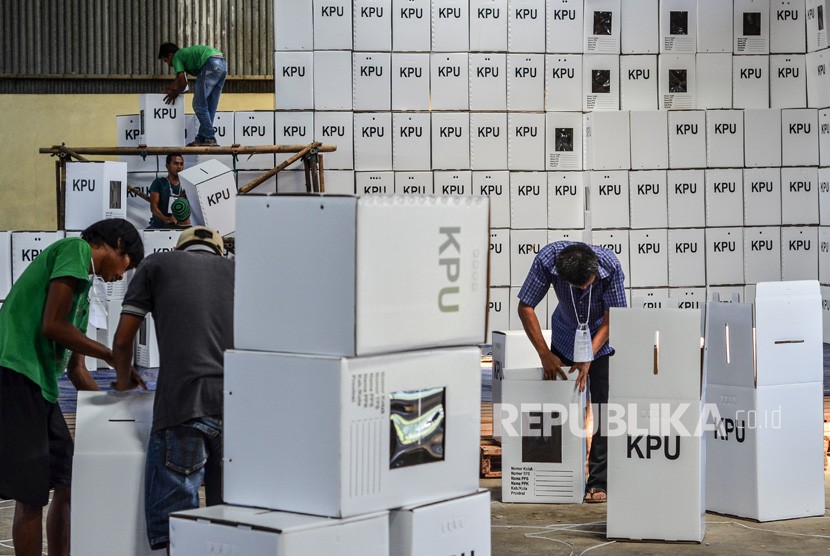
[66,354,100,392]
[541,350,568,380]
[111,367,147,392]
[569,361,591,392]
[163,87,179,104]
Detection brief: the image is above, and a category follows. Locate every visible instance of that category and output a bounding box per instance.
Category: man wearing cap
[111,226,234,552]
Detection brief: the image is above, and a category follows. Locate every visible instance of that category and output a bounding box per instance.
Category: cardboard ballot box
[234,194,488,357]
[71,391,163,556]
[170,505,388,556]
[11,231,64,283]
[705,282,826,521]
[223,347,481,518]
[607,308,705,542]
[178,159,237,237]
[0,231,11,299]
[138,94,185,146]
[65,161,128,231]
[500,369,587,504]
[389,490,491,556]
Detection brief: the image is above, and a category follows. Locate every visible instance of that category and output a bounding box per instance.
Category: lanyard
[569,283,592,328]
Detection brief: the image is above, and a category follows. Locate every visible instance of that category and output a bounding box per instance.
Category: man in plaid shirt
[517,241,627,503]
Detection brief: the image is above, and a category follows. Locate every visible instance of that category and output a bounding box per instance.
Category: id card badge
[167,194,179,214]
[573,323,593,362]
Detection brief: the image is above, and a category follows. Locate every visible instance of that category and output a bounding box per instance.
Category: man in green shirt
[0,219,144,556]
[158,42,227,147]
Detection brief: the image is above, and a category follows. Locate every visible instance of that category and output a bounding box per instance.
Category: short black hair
[158,42,179,59]
[555,243,598,287]
[166,153,184,166]
[81,219,144,270]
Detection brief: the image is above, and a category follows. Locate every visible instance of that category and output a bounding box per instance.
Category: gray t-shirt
[122,247,234,432]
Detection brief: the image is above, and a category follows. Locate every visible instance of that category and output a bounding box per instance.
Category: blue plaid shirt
[518,241,627,360]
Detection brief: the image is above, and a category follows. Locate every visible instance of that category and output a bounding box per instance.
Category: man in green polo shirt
[158,42,227,147]
[0,219,144,556]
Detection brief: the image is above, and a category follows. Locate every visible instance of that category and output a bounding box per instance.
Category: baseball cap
[176,225,223,256]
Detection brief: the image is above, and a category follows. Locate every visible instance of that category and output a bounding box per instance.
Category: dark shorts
[0,366,74,507]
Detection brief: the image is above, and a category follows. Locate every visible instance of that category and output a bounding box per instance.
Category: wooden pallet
[65,412,76,441]
[480,439,502,478]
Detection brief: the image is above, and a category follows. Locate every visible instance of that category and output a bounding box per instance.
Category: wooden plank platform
[65,412,76,441]
[480,439,502,478]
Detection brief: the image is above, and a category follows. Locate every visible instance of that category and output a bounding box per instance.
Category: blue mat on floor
[57,368,157,414]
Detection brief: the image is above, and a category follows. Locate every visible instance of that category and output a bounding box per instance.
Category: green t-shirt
[0,238,92,403]
[172,45,223,77]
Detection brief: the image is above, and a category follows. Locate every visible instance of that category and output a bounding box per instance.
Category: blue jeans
[144,416,222,550]
[193,57,227,142]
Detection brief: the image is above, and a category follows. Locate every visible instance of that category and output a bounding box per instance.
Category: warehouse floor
[0,474,827,554]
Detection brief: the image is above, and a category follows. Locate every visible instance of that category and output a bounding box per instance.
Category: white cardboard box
[704,284,825,521]
[607,308,705,542]
[507,54,545,111]
[507,112,545,170]
[583,0,621,53]
[313,0,353,50]
[510,172,548,229]
[588,170,630,229]
[705,169,745,227]
[135,312,160,368]
[470,0,509,52]
[353,52,392,110]
[274,112,314,167]
[431,114,471,170]
[629,170,668,229]
[706,228,745,285]
[11,231,65,283]
[806,49,830,108]
[434,171,473,195]
[354,0,393,51]
[706,110,745,168]
[770,55,807,109]
[548,171,586,229]
[781,167,819,224]
[488,287,511,340]
[275,0,313,50]
[274,52,314,110]
[744,226,783,282]
[432,0,470,51]
[430,53,469,110]
[743,168,783,225]
[0,232,10,299]
[770,0,806,53]
[547,0,584,53]
[508,0,546,53]
[394,172,433,196]
[659,0,698,53]
[138,94,185,147]
[500,373,587,503]
[510,228,547,285]
[469,54,508,111]
[491,329,553,406]
[659,53,696,109]
[116,114,158,172]
[821,167,830,224]
[545,112,582,170]
[668,228,706,287]
[744,109,783,167]
[734,0,771,55]
[65,161,127,231]
[235,195,488,355]
[668,111,706,168]
[170,506,389,556]
[392,0,431,51]
[667,169,705,228]
[696,53,734,109]
[621,0,658,53]
[806,0,829,51]
[354,112,393,171]
[470,112,508,171]
[392,53,431,110]
[781,226,819,279]
[582,54,620,111]
[781,108,819,166]
[733,55,771,108]
[125,172,156,231]
[620,55,658,110]
[630,110,669,169]
[237,171,277,195]
[314,51,353,110]
[71,392,162,556]
[490,228,511,286]
[393,113,431,171]
[314,112,354,170]
[629,287,671,308]
[697,0,734,53]
[629,228,669,287]
[356,171,394,195]
[583,110,631,170]
[233,111,276,171]
[178,159,236,236]
[389,491,491,556]
[473,171,511,228]
[668,286,706,310]
[194,111,234,168]
[224,347,481,517]
[545,55,583,112]
[593,229,631,280]
[820,109,830,165]
[820,227,830,282]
